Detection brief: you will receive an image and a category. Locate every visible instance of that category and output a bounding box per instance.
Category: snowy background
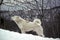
[0,0,60,11]
[0,0,60,38]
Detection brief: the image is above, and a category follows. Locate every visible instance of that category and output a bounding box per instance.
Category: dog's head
[11,16,19,21]
[11,16,22,23]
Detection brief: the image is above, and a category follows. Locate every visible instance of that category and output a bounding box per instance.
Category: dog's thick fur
[11,16,44,37]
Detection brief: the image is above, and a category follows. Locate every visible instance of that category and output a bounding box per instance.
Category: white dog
[11,16,44,37]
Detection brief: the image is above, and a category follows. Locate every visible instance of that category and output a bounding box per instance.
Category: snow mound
[0,29,60,40]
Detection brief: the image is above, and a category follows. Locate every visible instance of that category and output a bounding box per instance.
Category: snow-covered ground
[0,29,60,40]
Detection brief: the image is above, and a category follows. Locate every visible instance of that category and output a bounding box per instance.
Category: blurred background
[0,0,60,38]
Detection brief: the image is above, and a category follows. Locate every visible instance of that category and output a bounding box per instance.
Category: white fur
[11,16,44,37]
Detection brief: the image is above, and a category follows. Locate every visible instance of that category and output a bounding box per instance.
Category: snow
[0,29,60,40]
[1,0,60,11]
